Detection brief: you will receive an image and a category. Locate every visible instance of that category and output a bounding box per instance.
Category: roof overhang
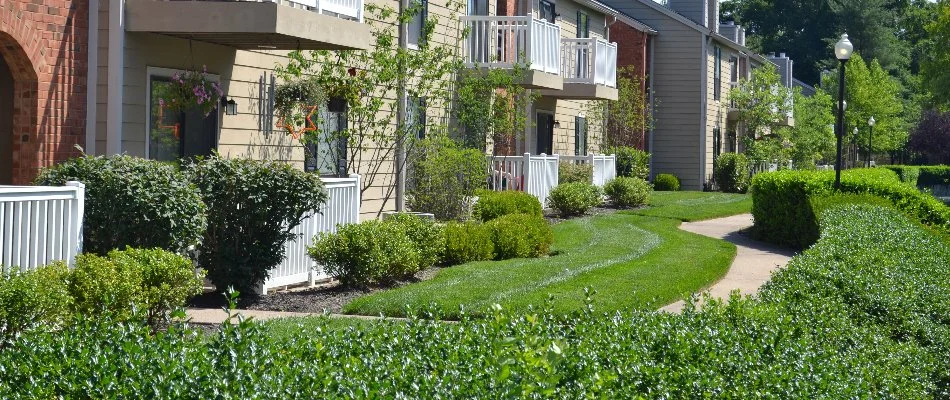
[538,83,618,100]
[125,0,373,50]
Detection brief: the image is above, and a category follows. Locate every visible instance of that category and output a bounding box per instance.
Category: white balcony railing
[253,0,362,22]
[561,38,617,87]
[461,16,561,75]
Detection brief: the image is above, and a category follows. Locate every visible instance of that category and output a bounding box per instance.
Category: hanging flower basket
[160,66,223,117]
[274,77,326,140]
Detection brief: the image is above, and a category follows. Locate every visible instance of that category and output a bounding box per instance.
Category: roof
[582,0,658,34]
[793,78,818,97]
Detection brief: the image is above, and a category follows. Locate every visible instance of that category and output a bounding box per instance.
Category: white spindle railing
[216,0,363,22]
[561,38,617,87]
[262,175,361,294]
[0,182,84,272]
[560,154,617,186]
[488,153,559,205]
[461,16,561,75]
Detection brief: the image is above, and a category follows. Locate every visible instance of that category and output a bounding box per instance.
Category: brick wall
[0,0,87,184]
[609,19,650,149]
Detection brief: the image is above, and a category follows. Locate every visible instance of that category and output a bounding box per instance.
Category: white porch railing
[488,153,559,205]
[561,38,617,87]
[561,154,617,186]
[0,182,85,272]
[233,0,363,22]
[460,16,561,75]
[261,175,361,294]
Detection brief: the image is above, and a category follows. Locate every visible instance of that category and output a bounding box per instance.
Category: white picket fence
[261,174,361,294]
[560,154,617,186]
[488,153,560,205]
[0,182,85,272]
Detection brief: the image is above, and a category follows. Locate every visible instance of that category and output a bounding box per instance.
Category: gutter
[648,34,655,180]
[85,0,98,154]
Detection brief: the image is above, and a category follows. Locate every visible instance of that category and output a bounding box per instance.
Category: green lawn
[260,316,395,341]
[624,191,752,221]
[344,213,735,319]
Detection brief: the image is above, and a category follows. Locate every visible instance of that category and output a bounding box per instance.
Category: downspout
[85,0,98,155]
[647,34,655,180]
[106,0,124,155]
[699,35,710,190]
[395,0,408,212]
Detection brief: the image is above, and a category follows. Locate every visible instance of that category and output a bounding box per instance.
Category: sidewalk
[185,308,391,324]
[660,214,796,313]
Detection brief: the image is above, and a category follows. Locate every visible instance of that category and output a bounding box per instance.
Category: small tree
[587,66,651,149]
[454,67,535,153]
[784,89,836,168]
[728,64,793,162]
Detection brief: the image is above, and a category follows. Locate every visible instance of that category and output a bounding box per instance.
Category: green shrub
[603,177,651,208]
[385,213,445,268]
[34,155,206,255]
[918,165,950,187]
[70,248,202,325]
[309,220,421,286]
[472,190,543,222]
[408,137,488,221]
[547,182,602,217]
[558,162,593,184]
[653,173,680,191]
[882,165,921,186]
[442,222,494,265]
[185,156,327,294]
[749,168,950,248]
[606,146,650,179]
[0,263,71,343]
[713,153,751,193]
[487,213,553,259]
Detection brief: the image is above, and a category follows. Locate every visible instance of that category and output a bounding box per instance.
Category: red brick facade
[0,0,87,184]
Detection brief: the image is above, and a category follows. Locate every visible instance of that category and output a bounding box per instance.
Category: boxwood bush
[34,155,206,255]
[749,168,950,248]
[919,165,950,187]
[472,190,543,222]
[185,156,327,294]
[603,177,651,208]
[442,222,494,265]
[547,182,602,217]
[712,153,751,193]
[558,162,593,184]
[0,263,71,343]
[605,146,649,179]
[487,213,553,259]
[653,173,680,191]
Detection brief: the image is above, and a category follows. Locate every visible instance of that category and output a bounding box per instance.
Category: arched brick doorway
[0,31,39,185]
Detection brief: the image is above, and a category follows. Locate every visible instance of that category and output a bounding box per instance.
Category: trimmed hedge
[2,204,945,397]
[442,222,494,265]
[712,153,750,193]
[487,213,553,259]
[749,168,950,248]
[472,190,543,222]
[882,165,950,188]
[882,165,922,186]
[603,177,651,208]
[653,173,680,191]
[558,162,593,184]
[547,182,602,217]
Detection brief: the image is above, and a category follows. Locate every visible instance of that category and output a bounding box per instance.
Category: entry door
[0,56,12,184]
[536,112,554,155]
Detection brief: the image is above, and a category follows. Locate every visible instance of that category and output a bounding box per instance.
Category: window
[714,46,722,101]
[576,12,589,38]
[468,0,487,15]
[408,96,427,140]
[147,69,218,161]
[729,56,739,83]
[408,0,428,47]
[575,116,587,156]
[304,97,347,176]
[539,0,555,23]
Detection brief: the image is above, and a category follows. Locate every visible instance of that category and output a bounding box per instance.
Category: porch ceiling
[538,83,618,101]
[125,0,372,51]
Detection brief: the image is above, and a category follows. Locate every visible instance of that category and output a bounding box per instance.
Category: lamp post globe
[867,116,876,168]
[834,34,853,189]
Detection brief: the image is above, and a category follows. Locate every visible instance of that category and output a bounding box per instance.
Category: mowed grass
[344,213,735,319]
[260,316,399,341]
[625,191,752,221]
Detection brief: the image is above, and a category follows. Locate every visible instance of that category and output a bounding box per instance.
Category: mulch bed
[187,266,441,314]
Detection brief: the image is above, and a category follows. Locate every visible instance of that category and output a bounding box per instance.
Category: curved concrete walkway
[660,214,796,313]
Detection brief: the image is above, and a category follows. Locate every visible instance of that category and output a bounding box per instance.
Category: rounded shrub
[713,153,751,193]
[547,182,603,217]
[309,219,421,286]
[472,190,543,222]
[603,177,652,208]
[487,213,553,259]
[185,156,328,294]
[0,262,72,343]
[653,173,681,191]
[558,162,593,184]
[442,222,494,265]
[385,213,445,268]
[35,155,206,255]
[606,146,650,179]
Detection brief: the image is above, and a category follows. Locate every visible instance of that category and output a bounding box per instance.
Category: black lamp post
[834,34,853,189]
[867,116,875,168]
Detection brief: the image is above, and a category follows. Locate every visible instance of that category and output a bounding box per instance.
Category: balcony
[727,82,740,120]
[460,16,563,90]
[125,0,373,50]
[543,38,617,100]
